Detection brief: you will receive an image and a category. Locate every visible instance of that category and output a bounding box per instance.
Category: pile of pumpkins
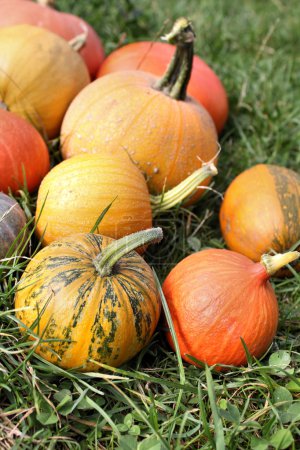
[0,0,299,372]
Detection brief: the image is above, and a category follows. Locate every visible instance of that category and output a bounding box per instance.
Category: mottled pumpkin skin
[220,164,300,272]
[61,71,218,200]
[0,24,90,138]
[14,233,161,371]
[98,41,228,134]
[0,193,27,258]
[0,109,49,193]
[0,0,105,78]
[35,153,152,246]
[163,249,278,369]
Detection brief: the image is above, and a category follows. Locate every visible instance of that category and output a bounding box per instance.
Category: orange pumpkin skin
[162,249,279,368]
[0,109,49,193]
[220,164,300,265]
[0,0,105,78]
[0,24,90,138]
[35,153,152,246]
[61,71,218,200]
[98,41,228,134]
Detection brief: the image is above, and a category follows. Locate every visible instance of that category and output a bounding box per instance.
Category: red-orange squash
[15,228,163,371]
[0,0,104,78]
[98,41,228,134]
[220,164,300,268]
[0,109,49,193]
[0,24,90,138]
[61,19,218,200]
[163,248,299,369]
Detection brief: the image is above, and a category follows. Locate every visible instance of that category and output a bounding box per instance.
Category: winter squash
[61,18,218,200]
[0,24,90,138]
[163,248,299,369]
[14,228,163,370]
[0,0,104,78]
[0,193,27,259]
[35,153,218,246]
[219,164,300,273]
[98,41,228,133]
[0,109,50,193]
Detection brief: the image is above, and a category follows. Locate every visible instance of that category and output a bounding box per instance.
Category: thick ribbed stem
[154,18,195,100]
[150,162,218,214]
[261,251,300,276]
[93,228,163,277]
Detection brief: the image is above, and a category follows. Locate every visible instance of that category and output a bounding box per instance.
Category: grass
[1,0,300,448]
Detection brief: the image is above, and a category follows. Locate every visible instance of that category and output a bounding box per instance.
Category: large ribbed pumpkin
[0,193,27,259]
[0,24,90,138]
[0,109,49,193]
[0,0,105,78]
[61,19,218,199]
[14,228,163,371]
[163,249,299,369]
[35,153,153,246]
[220,164,300,269]
[98,41,228,134]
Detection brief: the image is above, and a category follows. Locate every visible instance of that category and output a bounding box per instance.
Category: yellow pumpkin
[0,24,90,138]
[14,228,163,371]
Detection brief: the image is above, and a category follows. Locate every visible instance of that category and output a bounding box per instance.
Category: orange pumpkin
[0,0,105,78]
[0,109,49,193]
[220,164,300,268]
[163,249,299,369]
[0,24,90,138]
[98,41,228,134]
[35,153,218,246]
[61,18,218,200]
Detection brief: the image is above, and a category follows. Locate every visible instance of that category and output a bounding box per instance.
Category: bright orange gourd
[61,18,218,201]
[35,153,217,246]
[15,228,163,371]
[220,164,300,271]
[0,0,104,78]
[98,41,228,134]
[163,248,299,369]
[0,109,49,193]
[0,24,90,138]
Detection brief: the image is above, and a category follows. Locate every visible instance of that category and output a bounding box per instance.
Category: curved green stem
[154,18,195,100]
[150,162,218,214]
[94,228,163,277]
[261,251,300,276]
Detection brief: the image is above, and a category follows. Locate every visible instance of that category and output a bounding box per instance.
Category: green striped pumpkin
[15,228,162,371]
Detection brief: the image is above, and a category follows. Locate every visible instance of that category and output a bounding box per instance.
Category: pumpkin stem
[94,227,163,277]
[69,33,87,52]
[261,251,300,276]
[150,162,218,214]
[154,18,195,100]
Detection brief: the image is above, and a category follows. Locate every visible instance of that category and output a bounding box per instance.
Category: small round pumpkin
[98,41,228,134]
[219,164,300,270]
[0,24,90,138]
[0,193,27,259]
[61,19,218,200]
[163,248,299,369]
[0,109,50,193]
[35,152,218,246]
[0,0,105,78]
[15,228,163,371]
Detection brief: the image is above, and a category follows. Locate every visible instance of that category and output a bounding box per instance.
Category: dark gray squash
[0,193,27,259]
